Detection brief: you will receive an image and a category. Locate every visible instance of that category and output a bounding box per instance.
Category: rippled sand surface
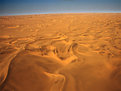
[0,13,121,91]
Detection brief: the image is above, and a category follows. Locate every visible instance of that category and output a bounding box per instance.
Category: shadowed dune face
[0,13,121,91]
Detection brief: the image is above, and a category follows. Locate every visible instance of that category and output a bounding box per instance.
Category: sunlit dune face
[0,13,121,91]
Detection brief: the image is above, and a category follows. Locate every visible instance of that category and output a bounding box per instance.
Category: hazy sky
[0,0,121,16]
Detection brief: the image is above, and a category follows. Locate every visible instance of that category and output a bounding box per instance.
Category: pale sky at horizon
[0,0,121,16]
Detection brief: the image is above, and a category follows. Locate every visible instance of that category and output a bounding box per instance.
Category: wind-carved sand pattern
[0,13,121,91]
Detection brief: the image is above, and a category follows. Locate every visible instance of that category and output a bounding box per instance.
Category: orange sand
[0,13,121,91]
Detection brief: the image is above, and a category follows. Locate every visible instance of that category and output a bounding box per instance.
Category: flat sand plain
[0,13,121,91]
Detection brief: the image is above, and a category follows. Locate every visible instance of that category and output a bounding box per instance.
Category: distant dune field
[0,13,121,91]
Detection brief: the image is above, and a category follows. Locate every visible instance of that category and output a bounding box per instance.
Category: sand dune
[0,13,121,91]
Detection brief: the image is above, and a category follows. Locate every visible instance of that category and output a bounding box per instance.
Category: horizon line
[0,12,121,16]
